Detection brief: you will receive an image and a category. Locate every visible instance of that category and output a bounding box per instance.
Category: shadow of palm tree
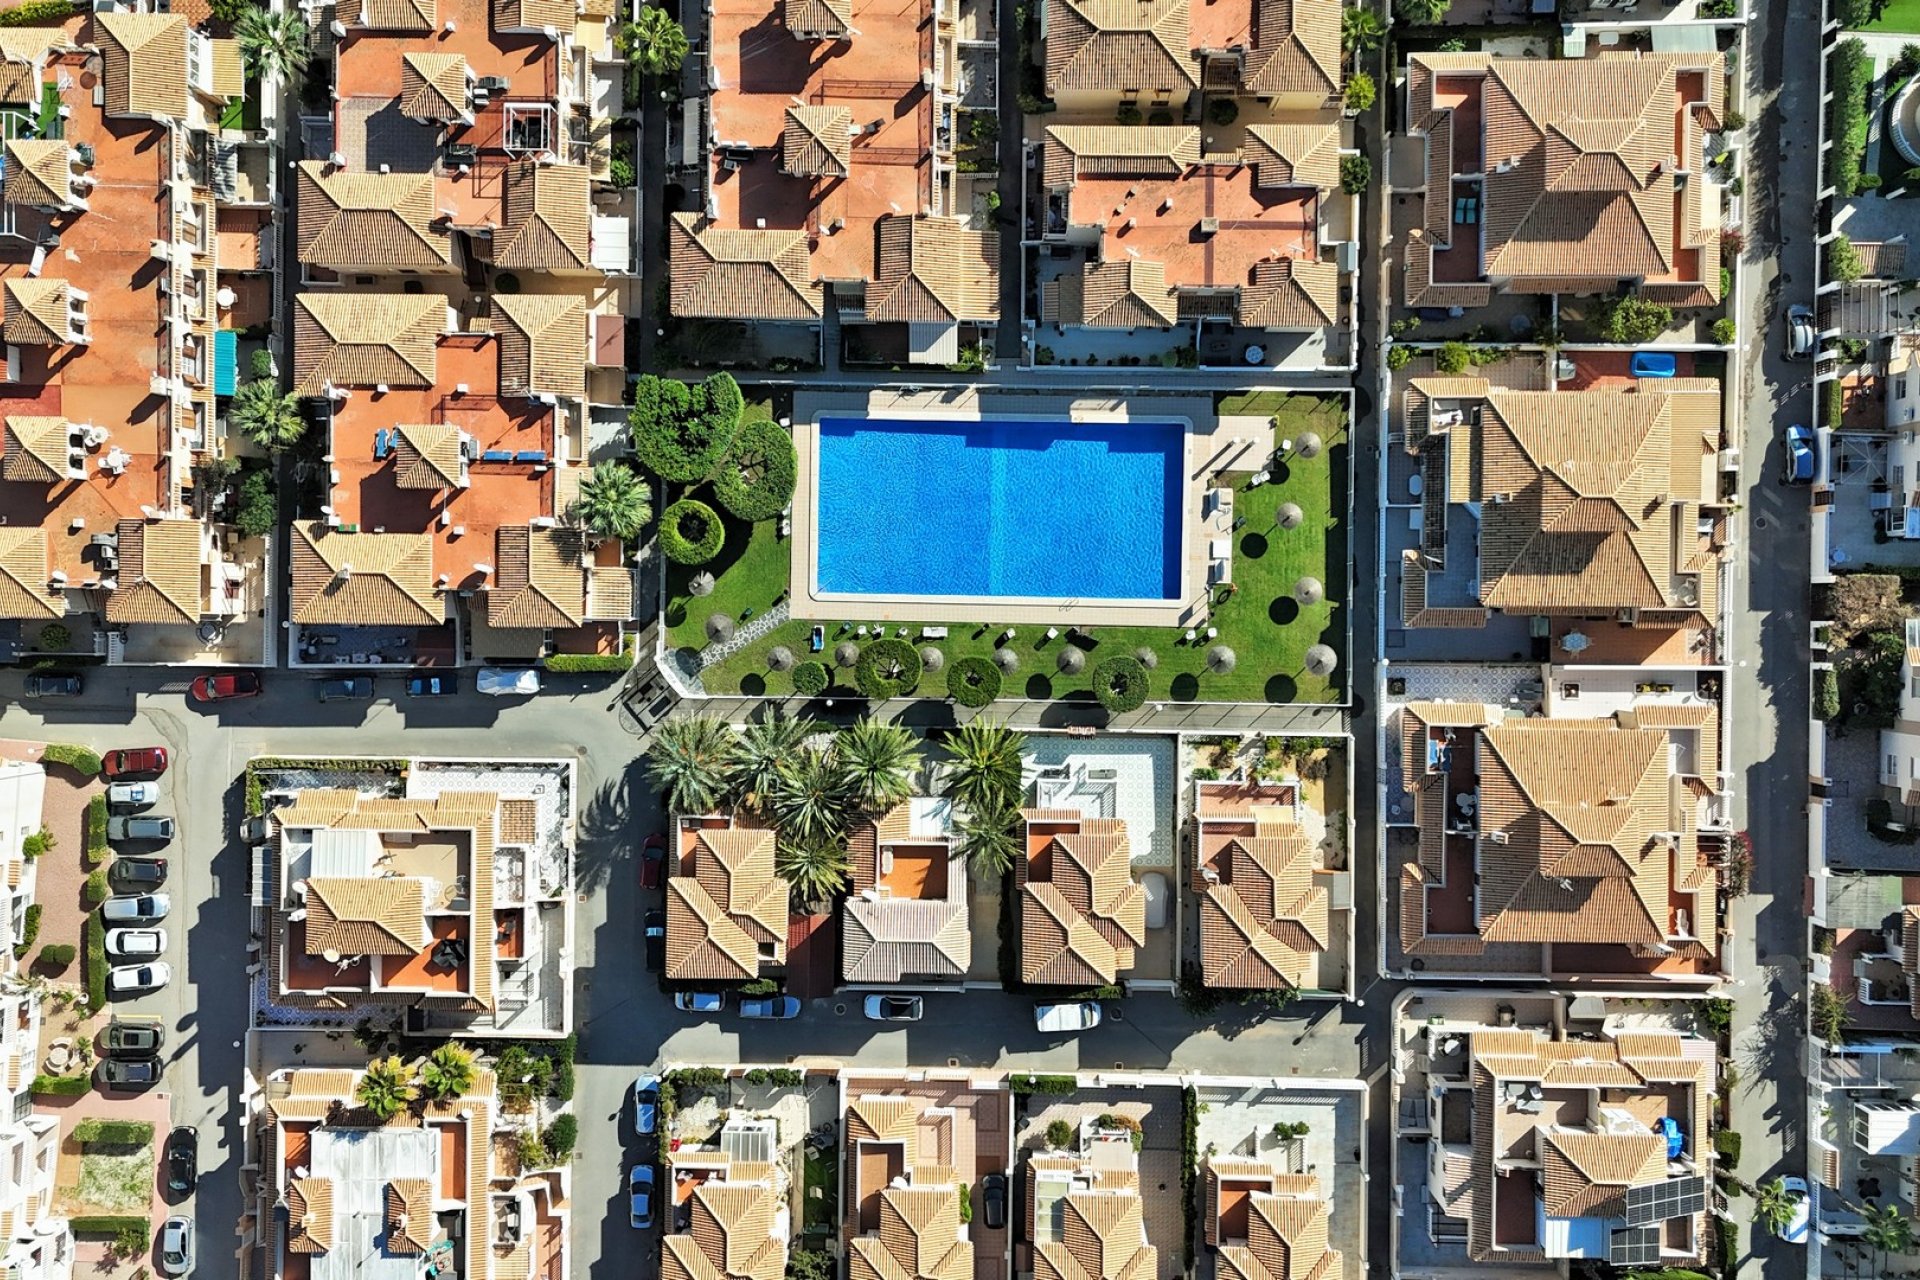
[574,764,644,893]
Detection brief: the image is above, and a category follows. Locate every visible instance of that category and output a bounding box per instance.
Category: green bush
[544,1113,579,1160]
[31,1073,88,1097]
[1831,39,1869,198]
[1338,153,1371,195]
[1386,345,1413,370]
[12,904,39,959]
[1045,1119,1074,1148]
[37,623,69,651]
[1115,103,1141,125]
[793,661,829,696]
[713,419,798,522]
[1830,232,1864,284]
[249,347,275,379]
[84,913,104,1007]
[1839,0,1870,27]
[40,744,101,776]
[1090,656,1149,714]
[947,656,1001,707]
[855,638,922,700]
[36,942,74,971]
[544,640,637,674]
[68,1216,151,1238]
[630,372,744,483]
[1711,317,1737,345]
[0,0,78,27]
[235,469,277,539]
[1815,667,1840,721]
[1713,1129,1741,1169]
[83,869,108,906]
[1010,1074,1078,1095]
[1597,295,1673,344]
[956,1181,972,1223]
[72,1119,154,1146]
[1344,71,1375,113]
[660,499,725,565]
[1823,376,1845,426]
[20,828,51,859]
[1434,341,1471,374]
[1206,98,1238,126]
[84,796,106,864]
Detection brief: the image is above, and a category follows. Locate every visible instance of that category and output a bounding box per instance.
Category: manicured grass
[1216,390,1293,416]
[674,396,1349,705]
[1864,0,1920,32]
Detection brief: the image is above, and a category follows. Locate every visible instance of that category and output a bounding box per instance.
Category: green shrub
[1434,341,1471,374]
[1830,232,1864,284]
[792,661,829,696]
[957,1181,972,1223]
[1713,1129,1741,1169]
[1813,982,1849,1043]
[37,623,69,651]
[12,904,39,959]
[1344,71,1375,113]
[660,499,725,565]
[84,795,106,864]
[1338,153,1371,194]
[249,347,275,379]
[40,744,101,776]
[1831,39,1869,197]
[1596,295,1673,344]
[84,913,104,1007]
[1206,98,1238,126]
[31,1073,88,1097]
[855,638,922,700]
[1815,667,1840,721]
[1386,345,1413,370]
[713,418,797,522]
[1711,317,1737,345]
[544,641,637,674]
[20,828,51,859]
[947,656,1000,707]
[1115,103,1140,125]
[743,1068,771,1086]
[1090,655,1149,714]
[1839,0,1870,27]
[630,373,744,483]
[544,1113,579,1160]
[1045,1119,1074,1148]
[83,869,108,906]
[1697,998,1734,1038]
[1011,1074,1078,1095]
[235,469,276,539]
[36,942,74,971]
[1823,377,1845,426]
[69,1216,151,1238]
[0,0,78,28]
[72,1119,155,1146]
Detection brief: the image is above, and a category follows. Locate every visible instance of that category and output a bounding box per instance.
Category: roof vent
[1199,216,1219,235]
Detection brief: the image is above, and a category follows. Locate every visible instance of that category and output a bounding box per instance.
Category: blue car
[629,1165,655,1229]
[406,673,457,696]
[674,991,724,1013]
[739,995,802,1020]
[1630,352,1677,378]
[1784,424,1816,484]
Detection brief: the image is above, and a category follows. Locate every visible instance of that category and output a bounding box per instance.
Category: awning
[215,330,237,397]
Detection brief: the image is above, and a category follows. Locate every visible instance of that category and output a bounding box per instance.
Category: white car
[106,782,159,809]
[158,1215,192,1276]
[102,894,170,923]
[106,928,167,959]
[477,667,540,697]
[1035,1001,1102,1033]
[107,962,171,994]
[1777,1176,1811,1244]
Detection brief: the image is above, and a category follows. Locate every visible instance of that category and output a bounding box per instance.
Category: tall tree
[772,745,848,847]
[940,719,1025,813]
[230,379,305,450]
[646,717,738,816]
[956,800,1020,878]
[726,713,821,812]
[574,461,653,542]
[774,832,850,905]
[1866,1201,1914,1270]
[1340,6,1384,56]
[1394,0,1450,22]
[838,718,919,812]
[620,6,690,79]
[1752,1178,1797,1238]
[355,1055,418,1121]
[420,1043,476,1101]
[235,7,312,84]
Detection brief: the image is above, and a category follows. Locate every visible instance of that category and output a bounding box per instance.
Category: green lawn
[1863,0,1920,33]
[670,396,1349,706]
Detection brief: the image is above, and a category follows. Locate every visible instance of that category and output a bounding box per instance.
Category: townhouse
[664,812,789,984]
[841,799,969,988]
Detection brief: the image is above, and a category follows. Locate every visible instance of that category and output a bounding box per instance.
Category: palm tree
[956,801,1020,878]
[1866,1200,1915,1270]
[235,7,312,84]
[1340,6,1384,57]
[574,461,652,542]
[646,717,738,816]
[941,719,1025,813]
[772,745,848,847]
[230,379,305,450]
[774,832,851,904]
[839,718,919,812]
[1393,0,1449,21]
[620,5,690,79]
[726,713,821,812]
[1753,1178,1798,1238]
[355,1055,418,1121]
[420,1043,476,1101]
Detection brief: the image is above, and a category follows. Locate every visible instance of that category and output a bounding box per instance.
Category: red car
[189,671,263,703]
[640,832,666,890]
[102,747,168,780]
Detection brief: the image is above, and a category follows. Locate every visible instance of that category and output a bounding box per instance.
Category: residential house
[842,1084,985,1280]
[1203,1156,1343,1280]
[842,799,969,987]
[1018,809,1147,988]
[1028,1119,1158,1280]
[666,814,789,984]
[1190,779,1338,995]
[1879,618,1920,811]
[662,1111,790,1280]
[1400,51,1727,311]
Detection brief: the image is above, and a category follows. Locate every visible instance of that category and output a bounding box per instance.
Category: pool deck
[789,388,1266,627]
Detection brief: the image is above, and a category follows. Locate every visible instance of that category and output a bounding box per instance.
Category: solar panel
[1625,1175,1708,1226]
[1609,1227,1661,1266]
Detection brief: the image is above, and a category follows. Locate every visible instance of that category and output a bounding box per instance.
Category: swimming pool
[813,416,1184,600]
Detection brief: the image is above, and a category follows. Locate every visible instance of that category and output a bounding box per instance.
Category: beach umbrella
[919,646,945,673]
[1305,644,1338,676]
[1294,576,1324,606]
[689,571,715,597]
[993,648,1020,673]
[1205,645,1237,674]
[1296,431,1323,459]
[767,646,795,671]
[1277,502,1303,530]
[705,613,736,644]
[1057,647,1086,674]
[834,641,860,669]
[1134,646,1159,670]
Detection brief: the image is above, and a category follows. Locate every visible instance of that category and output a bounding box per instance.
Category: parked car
[107,815,175,844]
[316,676,373,702]
[629,1165,655,1230]
[106,927,168,959]
[21,673,81,698]
[158,1215,193,1276]
[97,1057,162,1089]
[166,1126,198,1197]
[644,910,665,972]
[107,962,171,994]
[407,672,458,697]
[1784,423,1817,484]
[632,1075,659,1134]
[640,831,666,890]
[103,894,170,923]
[740,996,802,1020]
[1776,1176,1810,1244]
[189,670,261,702]
[477,667,540,697]
[1786,304,1817,360]
[863,995,923,1023]
[103,1016,165,1058]
[106,782,159,809]
[1629,351,1677,378]
[982,1174,1008,1231]
[1035,1002,1102,1034]
[102,747,168,779]
[110,857,168,890]
[674,991,724,1013]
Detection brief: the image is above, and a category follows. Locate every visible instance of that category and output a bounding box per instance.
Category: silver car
[1786,304,1816,360]
[106,928,168,959]
[103,894,170,923]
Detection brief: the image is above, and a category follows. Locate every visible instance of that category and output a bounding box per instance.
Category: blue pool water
[814,416,1183,600]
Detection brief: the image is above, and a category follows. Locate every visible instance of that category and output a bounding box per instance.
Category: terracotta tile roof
[3,278,70,347]
[3,140,72,210]
[1041,126,1200,189]
[385,1178,435,1253]
[849,1188,974,1280]
[783,106,853,178]
[587,563,634,620]
[1045,0,1197,95]
[338,0,436,30]
[1020,813,1147,986]
[869,216,999,324]
[1540,1129,1669,1220]
[841,817,968,984]
[666,824,789,981]
[285,1176,334,1253]
[1240,0,1341,98]
[289,523,442,626]
[1242,121,1341,190]
[663,1180,788,1280]
[1197,823,1328,990]
[1035,1190,1157,1280]
[488,525,587,630]
[93,13,188,120]
[392,423,464,491]
[670,214,821,320]
[0,528,57,619]
[784,0,853,37]
[495,0,575,31]
[294,293,444,393]
[494,162,592,271]
[1,414,68,483]
[104,518,203,626]
[1238,258,1338,329]
[296,163,453,269]
[304,876,430,955]
[0,31,62,106]
[1043,259,1179,328]
[493,293,587,399]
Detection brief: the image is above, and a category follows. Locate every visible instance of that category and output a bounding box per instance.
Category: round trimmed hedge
[792,661,829,696]
[855,637,922,700]
[661,498,725,565]
[947,656,1001,708]
[1090,655,1149,714]
[714,419,797,522]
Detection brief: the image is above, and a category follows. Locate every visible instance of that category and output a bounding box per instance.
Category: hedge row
[12,904,39,959]
[545,638,636,674]
[0,0,77,28]
[69,1216,150,1238]
[31,1073,88,1097]
[712,418,797,522]
[1815,667,1840,721]
[73,1118,154,1146]
[83,913,104,1008]
[83,796,107,866]
[40,743,101,776]
[1831,39,1869,199]
[83,868,108,906]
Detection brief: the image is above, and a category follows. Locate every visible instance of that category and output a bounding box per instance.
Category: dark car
[103,1017,164,1058]
[644,910,665,971]
[640,832,666,890]
[109,857,168,890]
[316,677,374,702]
[22,673,81,698]
[189,670,262,702]
[97,1057,162,1089]
[406,673,457,696]
[102,747,169,780]
[166,1127,197,1197]
[982,1174,1008,1231]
